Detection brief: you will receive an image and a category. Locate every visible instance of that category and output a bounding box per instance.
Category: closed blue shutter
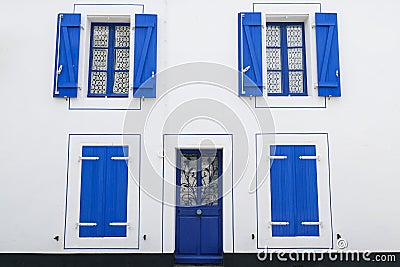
[270,145,319,237]
[79,146,129,238]
[316,13,341,97]
[133,14,157,98]
[79,146,106,237]
[294,145,319,236]
[104,146,129,237]
[238,12,263,97]
[270,145,295,236]
[53,13,81,98]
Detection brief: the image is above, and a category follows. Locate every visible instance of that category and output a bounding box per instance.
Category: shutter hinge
[302,221,323,228]
[268,221,289,228]
[152,71,155,78]
[80,24,85,30]
[269,155,287,160]
[299,155,319,161]
[314,83,318,90]
[109,222,133,230]
[312,24,316,29]
[76,222,97,229]
[111,156,130,161]
[109,222,129,226]
[79,156,99,162]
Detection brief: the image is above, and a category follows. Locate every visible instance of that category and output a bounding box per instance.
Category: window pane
[266,25,281,47]
[287,48,303,70]
[92,49,108,71]
[201,154,219,206]
[267,72,282,94]
[90,72,107,94]
[93,26,109,47]
[266,49,281,70]
[114,49,130,70]
[180,154,198,206]
[113,72,129,94]
[289,71,304,93]
[286,25,303,47]
[115,26,130,47]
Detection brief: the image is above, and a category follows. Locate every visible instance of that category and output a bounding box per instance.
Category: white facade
[0,0,400,257]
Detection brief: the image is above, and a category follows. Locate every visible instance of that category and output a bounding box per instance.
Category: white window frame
[71,4,142,110]
[65,134,140,249]
[256,133,332,249]
[254,3,325,108]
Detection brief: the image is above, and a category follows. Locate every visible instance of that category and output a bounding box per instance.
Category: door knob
[196,209,202,215]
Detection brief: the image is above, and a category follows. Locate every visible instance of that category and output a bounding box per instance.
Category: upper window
[53,10,158,106]
[238,10,341,104]
[88,24,130,97]
[266,23,307,96]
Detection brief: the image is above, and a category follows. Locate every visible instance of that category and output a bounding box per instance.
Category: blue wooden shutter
[79,146,106,237]
[270,145,296,236]
[53,13,81,98]
[104,146,129,237]
[316,13,341,97]
[238,12,263,97]
[294,145,319,236]
[133,14,157,98]
[79,146,129,238]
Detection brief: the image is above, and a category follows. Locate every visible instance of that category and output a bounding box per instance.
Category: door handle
[196,209,202,215]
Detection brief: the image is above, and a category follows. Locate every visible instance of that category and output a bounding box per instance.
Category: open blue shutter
[79,146,106,237]
[316,13,341,97]
[133,14,157,98]
[294,145,319,236]
[53,13,81,98]
[104,146,129,237]
[270,145,295,236]
[238,12,263,97]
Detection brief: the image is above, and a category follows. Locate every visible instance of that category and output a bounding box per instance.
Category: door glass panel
[179,153,198,206]
[201,153,219,206]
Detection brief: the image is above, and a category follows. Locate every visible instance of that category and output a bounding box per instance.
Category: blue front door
[175,149,223,264]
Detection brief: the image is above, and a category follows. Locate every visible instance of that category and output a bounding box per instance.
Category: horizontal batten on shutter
[299,155,319,160]
[269,155,287,160]
[270,221,289,226]
[109,222,129,226]
[111,156,130,160]
[79,156,99,161]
